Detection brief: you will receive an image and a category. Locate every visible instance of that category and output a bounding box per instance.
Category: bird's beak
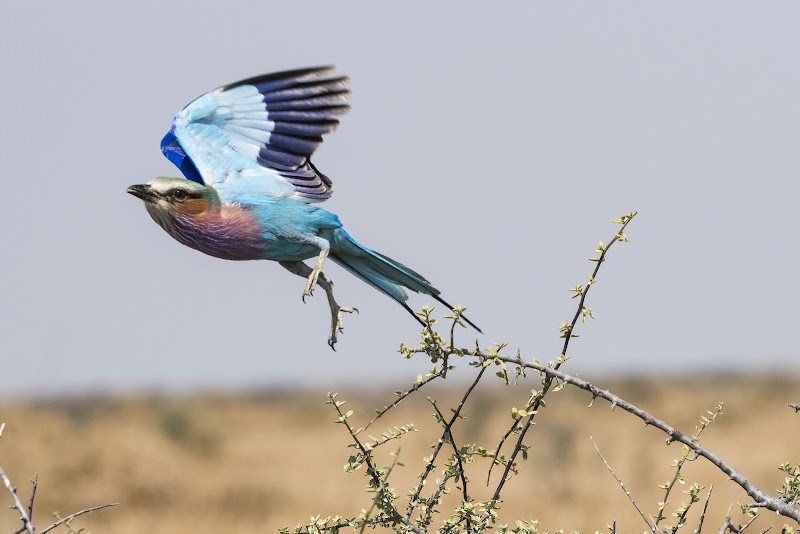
[127,184,156,202]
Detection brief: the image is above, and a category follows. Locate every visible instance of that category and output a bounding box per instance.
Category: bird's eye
[173,189,187,200]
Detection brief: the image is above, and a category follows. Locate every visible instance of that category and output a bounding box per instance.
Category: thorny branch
[366,370,444,431]
[717,504,760,534]
[39,503,119,534]
[26,473,38,530]
[406,346,800,523]
[388,211,796,531]
[656,403,724,526]
[328,394,425,534]
[696,483,714,534]
[407,366,487,530]
[359,449,402,534]
[591,436,656,534]
[486,212,637,492]
[1,423,34,534]
[1,422,118,534]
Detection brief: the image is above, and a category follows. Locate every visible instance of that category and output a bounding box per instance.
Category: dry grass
[1,374,798,533]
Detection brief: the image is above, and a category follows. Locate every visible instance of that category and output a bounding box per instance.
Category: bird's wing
[161,66,350,202]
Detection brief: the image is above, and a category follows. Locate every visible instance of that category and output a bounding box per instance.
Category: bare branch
[0,464,34,534]
[26,474,37,525]
[39,503,119,534]
[695,483,714,534]
[738,513,760,534]
[719,504,738,534]
[591,436,656,534]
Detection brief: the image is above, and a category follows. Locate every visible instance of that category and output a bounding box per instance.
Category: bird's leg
[279,261,357,349]
[303,248,329,300]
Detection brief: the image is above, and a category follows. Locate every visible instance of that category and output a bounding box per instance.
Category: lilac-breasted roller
[128,66,480,348]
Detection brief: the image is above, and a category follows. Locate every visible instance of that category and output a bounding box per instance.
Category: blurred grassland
[1,374,798,534]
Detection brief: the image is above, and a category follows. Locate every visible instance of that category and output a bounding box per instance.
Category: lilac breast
[148,203,266,261]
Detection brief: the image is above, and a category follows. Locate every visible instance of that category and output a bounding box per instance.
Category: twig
[423,473,453,522]
[366,370,443,431]
[427,402,469,506]
[329,396,425,534]
[39,503,119,534]
[656,449,702,525]
[359,449,402,534]
[296,516,395,534]
[656,404,723,526]
[656,454,694,526]
[2,423,118,534]
[405,366,486,526]
[737,512,759,534]
[486,213,637,486]
[26,474,38,526]
[719,504,737,534]
[695,483,714,534]
[433,368,485,504]
[716,504,758,534]
[0,464,34,534]
[590,436,656,534]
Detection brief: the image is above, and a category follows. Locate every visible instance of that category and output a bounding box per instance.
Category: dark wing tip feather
[212,65,349,201]
[263,90,351,111]
[265,107,351,123]
[261,76,351,103]
[220,66,337,92]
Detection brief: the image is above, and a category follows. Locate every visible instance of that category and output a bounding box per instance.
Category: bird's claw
[303,278,318,299]
[327,305,356,350]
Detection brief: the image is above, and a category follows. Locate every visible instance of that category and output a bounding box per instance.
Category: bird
[127,66,480,348]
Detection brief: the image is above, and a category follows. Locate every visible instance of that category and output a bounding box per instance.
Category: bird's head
[128,176,264,260]
[127,177,220,221]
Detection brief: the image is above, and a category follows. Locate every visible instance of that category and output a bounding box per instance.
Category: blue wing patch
[160,128,204,185]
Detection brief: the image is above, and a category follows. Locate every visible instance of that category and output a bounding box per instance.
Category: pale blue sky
[1,2,798,398]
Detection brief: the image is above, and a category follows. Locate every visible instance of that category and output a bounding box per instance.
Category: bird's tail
[328,228,481,333]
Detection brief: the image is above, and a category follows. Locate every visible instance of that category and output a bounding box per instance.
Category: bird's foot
[327,304,359,351]
[303,249,329,301]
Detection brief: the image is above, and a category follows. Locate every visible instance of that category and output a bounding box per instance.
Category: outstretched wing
[160,66,350,202]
